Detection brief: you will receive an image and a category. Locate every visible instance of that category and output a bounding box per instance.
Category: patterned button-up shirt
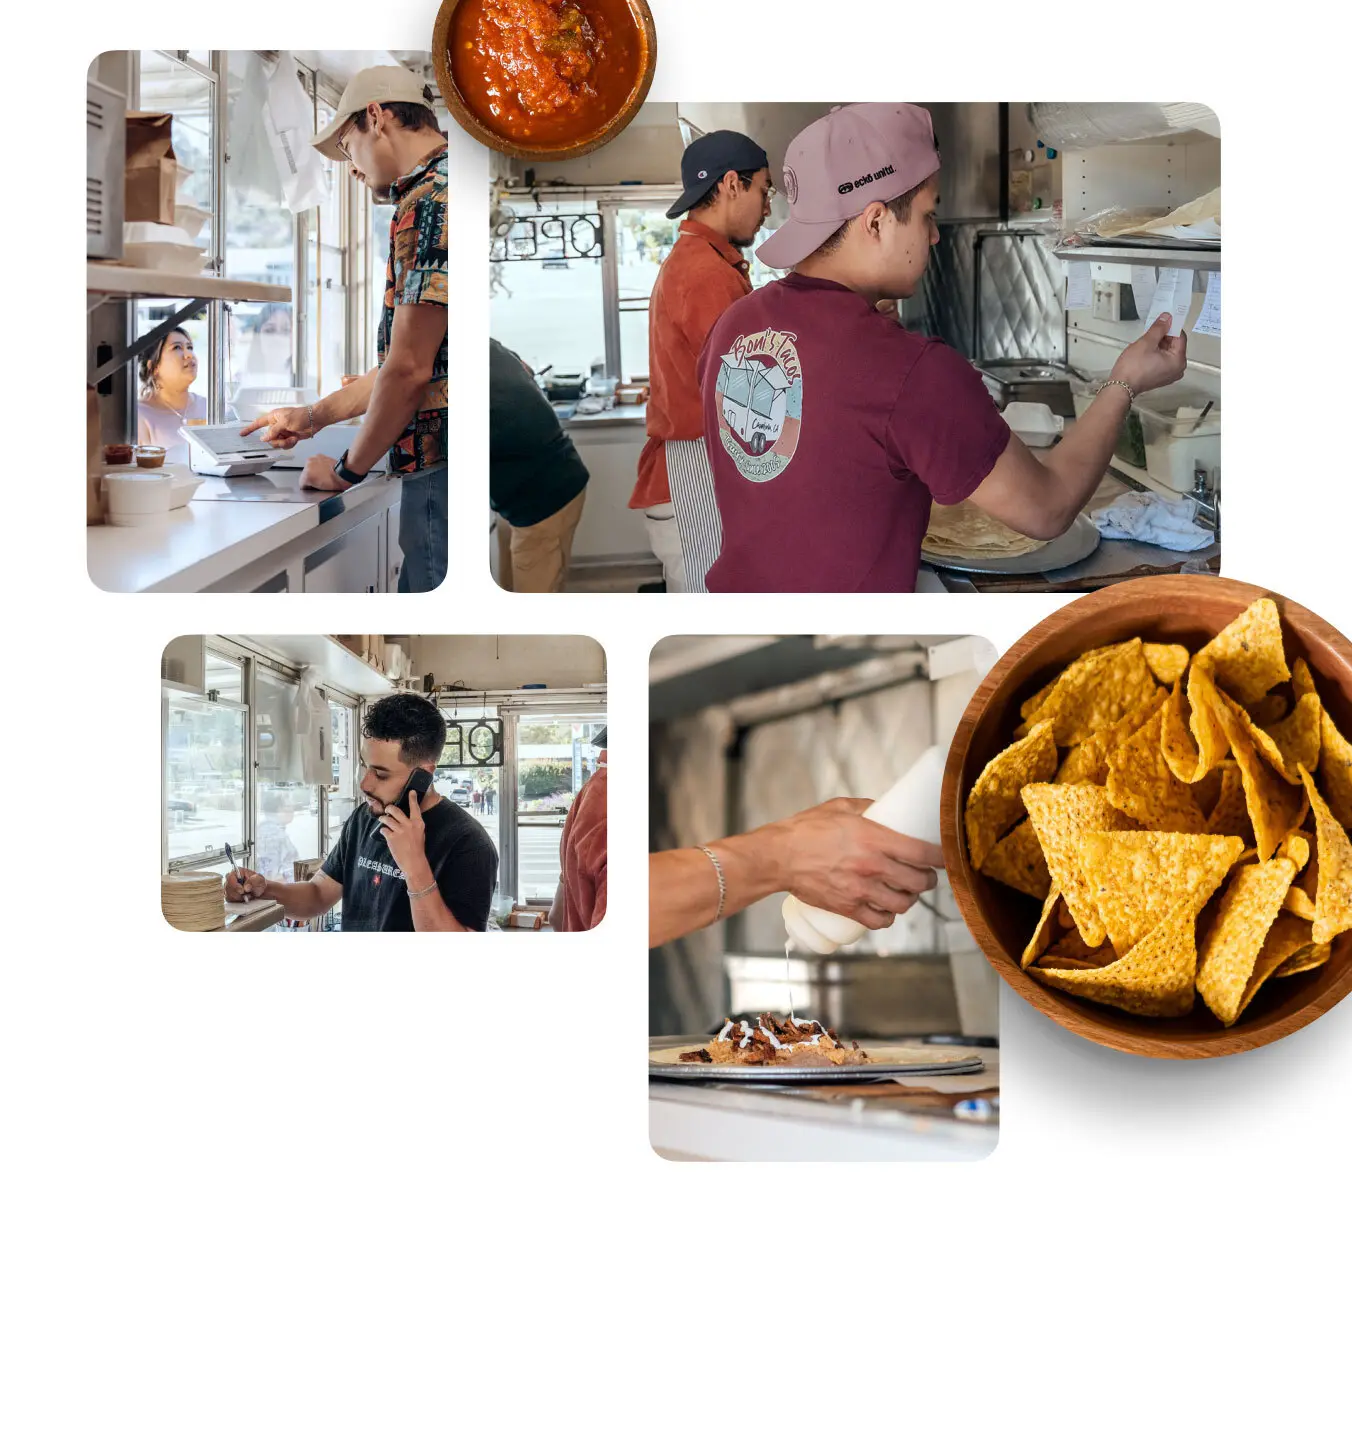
[379,142,448,474]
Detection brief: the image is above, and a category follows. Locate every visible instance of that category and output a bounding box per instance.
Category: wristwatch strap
[333,449,368,485]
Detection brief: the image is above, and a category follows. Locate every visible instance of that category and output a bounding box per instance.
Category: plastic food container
[1001,401,1064,449]
[104,469,172,526]
[102,443,134,466]
[135,445,167,468]
[1070,371,1147,468]
[1133,385,1221,495]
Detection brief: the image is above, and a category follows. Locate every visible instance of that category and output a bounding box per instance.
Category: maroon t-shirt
[698,273,1011,592]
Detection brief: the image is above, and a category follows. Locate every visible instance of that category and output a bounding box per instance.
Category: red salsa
[451,0,645,148]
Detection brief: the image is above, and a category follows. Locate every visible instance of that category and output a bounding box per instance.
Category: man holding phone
[226,694,497,931]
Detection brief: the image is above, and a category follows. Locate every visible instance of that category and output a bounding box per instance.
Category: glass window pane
[224,51,298,406]
[138,52,213,252]
[615,208,680,383]
[327,701,357,856]
[371,200,395,368]
[515,716,605,902]
[165,691,246,863]
[205,650,242,701]
[254,668,319,880]
[437,705,502,862]
[489,200,605,377]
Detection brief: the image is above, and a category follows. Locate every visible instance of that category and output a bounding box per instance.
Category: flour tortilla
[923,501,1045,560]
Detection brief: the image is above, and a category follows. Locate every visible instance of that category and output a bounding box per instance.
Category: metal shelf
[87,263,291,303]
[1054,242,1220,274]
[87,265,292,387]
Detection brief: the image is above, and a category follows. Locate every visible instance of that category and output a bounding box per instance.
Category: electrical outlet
[1092,282,1122,322]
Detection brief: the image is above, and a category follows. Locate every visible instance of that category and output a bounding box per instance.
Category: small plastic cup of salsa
[435,0,657,160]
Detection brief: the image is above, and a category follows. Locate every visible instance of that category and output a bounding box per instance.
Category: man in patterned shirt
[243,67,448,591]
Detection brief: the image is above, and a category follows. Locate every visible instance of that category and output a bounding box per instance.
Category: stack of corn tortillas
[161,872,225,932]
[923,501,1045,561]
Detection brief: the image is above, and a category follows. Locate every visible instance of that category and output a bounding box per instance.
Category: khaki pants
[496,489,586,593]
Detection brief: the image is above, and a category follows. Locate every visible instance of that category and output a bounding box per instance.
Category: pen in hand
[223,843,249,901]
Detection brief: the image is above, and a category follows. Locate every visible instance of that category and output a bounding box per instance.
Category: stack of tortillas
[923,501,1045,561]
[161,872,225,932]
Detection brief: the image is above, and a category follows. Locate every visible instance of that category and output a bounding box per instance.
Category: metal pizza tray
[648,1040,984,1084]
[922,511,1099,576]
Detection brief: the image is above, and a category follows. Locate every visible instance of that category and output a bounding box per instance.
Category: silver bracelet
[407,880,438,901]
[1096,377,1136,404]
[306,403,316,433]
[699,846,727,921]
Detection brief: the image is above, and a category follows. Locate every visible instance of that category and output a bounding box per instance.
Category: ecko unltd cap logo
[837,162,896,196]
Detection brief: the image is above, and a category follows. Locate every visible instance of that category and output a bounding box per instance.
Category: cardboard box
[125,112,178,224]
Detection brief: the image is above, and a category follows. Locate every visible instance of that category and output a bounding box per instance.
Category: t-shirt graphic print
[712,327,803,482]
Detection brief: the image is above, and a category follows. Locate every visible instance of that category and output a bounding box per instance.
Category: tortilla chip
[1318,705,1352,831]
[1161,664,1232,785]
[1267,693,1322,778]
[1048,925,1117,965]
[979,818,1051,899]
[1292,658,1316,700]
[1023,639,1161,747]
[1275,941,1333,979]
[1056,689,1167,787]
[1106,707,1209,832]
[1019,675,1059,723]
[1143,642,1190,685]
[1021,889,1061,968]
[1205,762,1252,842]
[1216,692,1308,861]
[1277,830,1311,872]
[1236,913,1321,1016]
[1022,783,1133,948]
[965,720,1058,870]
[1191,769,1224,819]
[1028,898,1197,1017]
[1298,765,1352,945]
[1080,830,1245,956]
[1193,597,1292,706]
[1197,857,1299,1026]
[1284,885,1317,921]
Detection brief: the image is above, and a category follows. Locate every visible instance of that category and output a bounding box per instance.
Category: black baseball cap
[665,130,770,219]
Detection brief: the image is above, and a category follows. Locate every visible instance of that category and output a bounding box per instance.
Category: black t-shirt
[319,798,498,932]
[488,339,590,527]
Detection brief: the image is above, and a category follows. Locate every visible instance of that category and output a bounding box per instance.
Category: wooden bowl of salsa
[434,0,656,161]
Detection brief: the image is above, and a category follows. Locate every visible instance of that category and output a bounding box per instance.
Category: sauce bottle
[781,744,946,955]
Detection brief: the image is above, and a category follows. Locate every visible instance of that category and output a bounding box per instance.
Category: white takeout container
[1001,401,1064,449]
[102,466,200,511]
[104,468,172,525]
[173,204,210,240]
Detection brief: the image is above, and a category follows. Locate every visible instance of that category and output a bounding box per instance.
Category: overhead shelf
[87,266,293,387]
[1054,242,1220,276]
[234,634,396,699]
[88,263,291,304]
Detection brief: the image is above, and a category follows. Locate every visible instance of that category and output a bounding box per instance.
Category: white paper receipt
[1065,260,1093,311]
[1192,273,1221,337]
[1130,265,1157,322]
[1143,268,1193,336]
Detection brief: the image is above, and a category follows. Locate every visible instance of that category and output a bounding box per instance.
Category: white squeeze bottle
[781,744,947,955]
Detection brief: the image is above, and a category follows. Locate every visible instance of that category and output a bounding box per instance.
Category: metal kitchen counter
[650,1047,999,1162]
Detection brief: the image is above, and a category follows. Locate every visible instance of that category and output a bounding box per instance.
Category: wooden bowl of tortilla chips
[941,576,1352,1058]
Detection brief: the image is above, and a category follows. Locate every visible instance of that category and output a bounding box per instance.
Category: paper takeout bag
[86,386,105,526]
[125,112,178,224]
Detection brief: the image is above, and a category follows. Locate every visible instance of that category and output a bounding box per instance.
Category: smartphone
[402,767,434,805]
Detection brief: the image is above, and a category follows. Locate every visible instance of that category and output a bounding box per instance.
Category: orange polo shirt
[557,759,607,931]
[629,219,752,510]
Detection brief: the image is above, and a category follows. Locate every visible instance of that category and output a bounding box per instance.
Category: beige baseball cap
[311,66,432,161]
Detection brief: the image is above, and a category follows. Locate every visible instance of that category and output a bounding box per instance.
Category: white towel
[1089,492,1213,552]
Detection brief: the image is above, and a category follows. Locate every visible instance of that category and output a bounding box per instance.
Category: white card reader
[179,424,278,477]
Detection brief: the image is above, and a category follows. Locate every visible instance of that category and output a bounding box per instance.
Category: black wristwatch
[333,449,369,486]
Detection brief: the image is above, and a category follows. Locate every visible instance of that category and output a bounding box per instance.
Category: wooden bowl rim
[940,575,1352,1060]
[433,0,658,162]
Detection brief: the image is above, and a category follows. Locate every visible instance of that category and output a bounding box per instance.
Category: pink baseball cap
[757,104,940,270]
